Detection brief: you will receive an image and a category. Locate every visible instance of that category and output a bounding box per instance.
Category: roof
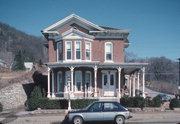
[100,26,121,30]
[45,61,148,75]
[42,14,104,33]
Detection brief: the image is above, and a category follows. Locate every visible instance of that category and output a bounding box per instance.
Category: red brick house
[41,14,147,100]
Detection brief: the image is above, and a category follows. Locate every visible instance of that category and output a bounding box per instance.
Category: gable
[42,14,104,33]
[48,28,95,41]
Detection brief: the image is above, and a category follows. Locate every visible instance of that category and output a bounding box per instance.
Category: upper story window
[65,41,72,60]
[85,42,91,60]
[105,42,113,61]
[75,41,82,60]
[57,42,62,61]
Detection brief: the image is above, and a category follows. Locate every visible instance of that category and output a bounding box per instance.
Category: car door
[103,102,118,121]
[83,102,103,121]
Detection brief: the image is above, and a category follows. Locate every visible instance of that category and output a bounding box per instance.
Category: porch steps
[99,97,119,102]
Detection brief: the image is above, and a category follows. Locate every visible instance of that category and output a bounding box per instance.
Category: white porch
[46,62,147,100]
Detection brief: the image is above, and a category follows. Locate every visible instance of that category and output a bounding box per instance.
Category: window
[57,42,62,61]
[65,71,71,91]
[65,41,72,60]
[110,74,114,85]
[104,75,108,86]
[75,71,82,91]
[85,71,92,91]
[57,71,63,92]
[75,41,81,60]
[104,103,119,111]
[86,42,91,60]
[105,42,113,61]
[89,102,103,112]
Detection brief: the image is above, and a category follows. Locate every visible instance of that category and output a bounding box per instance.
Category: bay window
[75,41,81,60]
[65,41,72,60]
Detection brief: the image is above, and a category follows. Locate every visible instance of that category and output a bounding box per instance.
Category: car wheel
[73,116,83,124]
[115,115,125,124]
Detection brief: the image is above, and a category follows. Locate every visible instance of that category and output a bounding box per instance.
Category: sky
[0,0,180,61]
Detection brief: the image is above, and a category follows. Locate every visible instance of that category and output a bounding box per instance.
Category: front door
[102,71,116,97]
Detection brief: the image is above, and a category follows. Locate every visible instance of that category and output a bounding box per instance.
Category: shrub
[26,86,47,110]
[170,98,180,110]
[120,96,144,108]
[0,102,3,112]
[71,99,98,109]
[120,96,130,107]
[150,95,162,107]
[132,96,145,109]
[30,86,44,99]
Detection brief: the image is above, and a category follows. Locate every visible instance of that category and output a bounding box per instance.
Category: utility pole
[178,58,180,95]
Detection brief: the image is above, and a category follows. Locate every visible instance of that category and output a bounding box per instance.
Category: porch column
[133,74,136,97]
[94,66,98,97]
[129,75,132,97]
[118,67,122,98]
[47,67,51,98]
[70,66,74,97]
[137,71,140,91]
[51,69,55,98]
[142,67,146,98]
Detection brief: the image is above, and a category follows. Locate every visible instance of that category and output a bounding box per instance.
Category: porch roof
[45,61,148,74]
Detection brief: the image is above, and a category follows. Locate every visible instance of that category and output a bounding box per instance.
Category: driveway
[140,86,174,98]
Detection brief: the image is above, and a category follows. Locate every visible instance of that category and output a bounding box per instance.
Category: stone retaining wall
[128,107,165,113]
[0,81,33,110]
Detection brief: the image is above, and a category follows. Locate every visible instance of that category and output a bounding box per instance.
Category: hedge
[120,95,162,108]
[27,98,62,110]
[71,99,98,109]
[27,98,98,111]
[170,98,180,110]
[120,96,144,108]
[0,102,3,112]
[27,86,98,111]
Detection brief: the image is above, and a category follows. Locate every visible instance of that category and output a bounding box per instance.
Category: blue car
[66,101,132,124]
[158,94,172,101]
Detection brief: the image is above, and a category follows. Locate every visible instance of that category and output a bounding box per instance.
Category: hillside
[0,22,47,67]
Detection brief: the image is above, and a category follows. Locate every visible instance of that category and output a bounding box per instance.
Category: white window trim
[85,41,91,61]
[65,41,72,61]
[85,71,92,92]
[57,71,62,93]
[105,42,113,62]
[74,40,82,60]
[75,71,82,92]
[57,42,62,62]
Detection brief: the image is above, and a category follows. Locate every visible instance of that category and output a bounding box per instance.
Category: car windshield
[88,102,103,112]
